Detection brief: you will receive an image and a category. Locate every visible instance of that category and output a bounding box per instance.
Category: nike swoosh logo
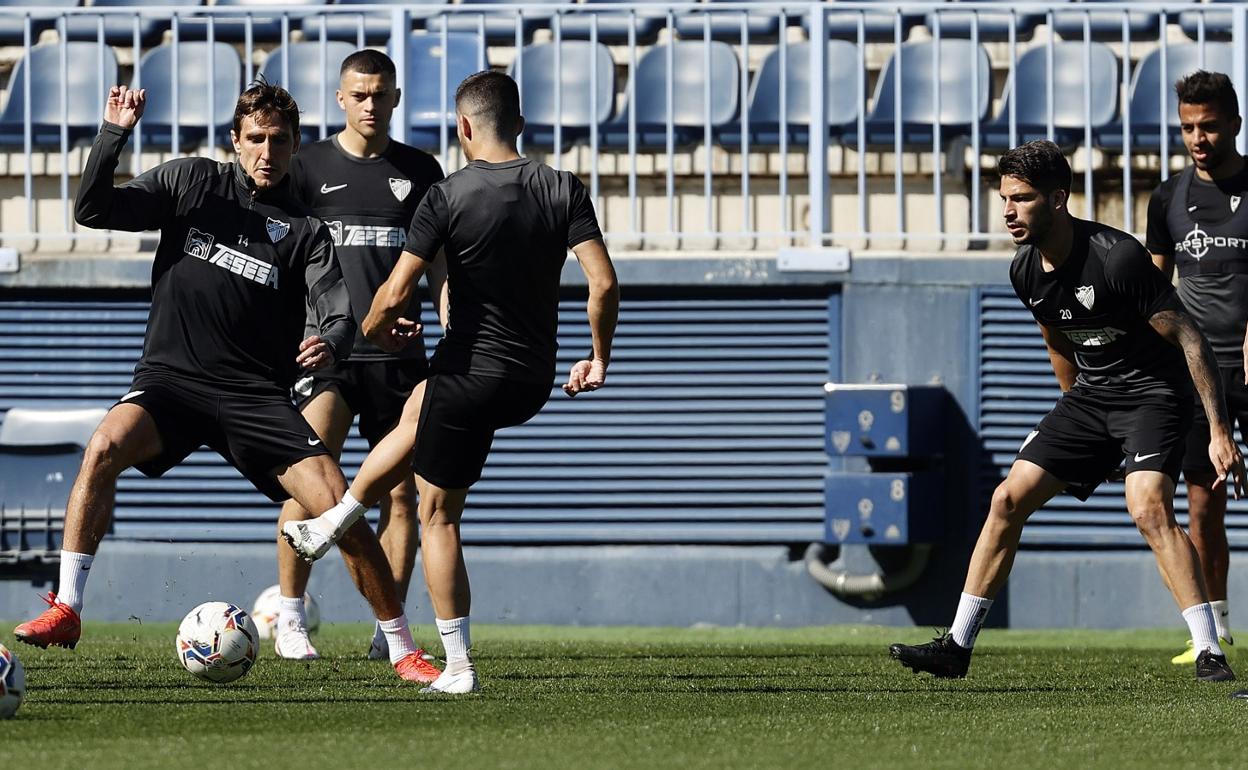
[1029,298,1043,306]
[440,630,455,636]
[307,438,322,446]
[1134,452,1161,462]
[1188,205,1199,212]
[120,390,145,402]
[320,183,348,194]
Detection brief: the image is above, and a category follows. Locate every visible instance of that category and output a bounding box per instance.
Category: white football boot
[420,659,480,694]
[274,615,320,661]
[282,518,335,563]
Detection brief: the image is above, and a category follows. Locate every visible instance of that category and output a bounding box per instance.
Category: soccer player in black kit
[272,49,444,674]
[283,71,621,694]
[1147,71,1248,666]
[890,141,1245,682]
[12,81,437,682]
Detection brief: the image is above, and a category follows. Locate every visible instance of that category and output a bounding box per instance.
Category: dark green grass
[2,623,1246,769]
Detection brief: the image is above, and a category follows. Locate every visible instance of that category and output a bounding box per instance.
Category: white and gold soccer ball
[175,602,260,684]
[250,585,320,640]
[0,643,25,718]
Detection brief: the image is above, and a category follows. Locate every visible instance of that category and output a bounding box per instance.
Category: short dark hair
[1175,69,1240,120]
[340,48,395,80]
[998,140,1072,195]
[233,77,300,139]
[455,71,521,137]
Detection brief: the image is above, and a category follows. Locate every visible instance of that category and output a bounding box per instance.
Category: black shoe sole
[14,633,76,650]
[889,645,967,679]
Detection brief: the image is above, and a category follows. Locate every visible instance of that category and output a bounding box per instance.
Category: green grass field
[2,623,1246,769]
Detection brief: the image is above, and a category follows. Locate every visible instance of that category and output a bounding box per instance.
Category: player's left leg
[369,475,420,660]
[414,476,477,694]
[1125,470,1233,682]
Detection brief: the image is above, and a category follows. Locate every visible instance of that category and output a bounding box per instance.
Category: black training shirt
[288,136,444,361]
[404,158,603,381]
[1146,166,1248,367]
[1010,218,1190,395]
[75,121,354,395]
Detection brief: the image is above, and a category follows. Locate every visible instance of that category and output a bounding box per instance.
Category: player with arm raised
[889,141,1245,682]
[12,82,438,683]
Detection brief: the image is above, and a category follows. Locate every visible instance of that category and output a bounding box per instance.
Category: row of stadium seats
[0,35,1229,154]
[5,0,1243,46]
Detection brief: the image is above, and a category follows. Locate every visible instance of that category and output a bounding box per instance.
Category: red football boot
[14,592,81,649]
[394,649,442,683]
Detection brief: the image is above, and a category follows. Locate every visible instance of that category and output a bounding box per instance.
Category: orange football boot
[14,592,81,649]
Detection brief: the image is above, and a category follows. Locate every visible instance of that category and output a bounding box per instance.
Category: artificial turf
[2,623,1246,769]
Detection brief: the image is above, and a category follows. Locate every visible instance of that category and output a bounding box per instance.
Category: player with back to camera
[1146,70,1247,667]
[283,71,621,694]
[889,140,1245,683]
[12,81,438,683]
[276,49,444,672]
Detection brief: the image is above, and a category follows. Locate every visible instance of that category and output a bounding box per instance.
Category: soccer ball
[250,584,321,640]
[0,643,25,718]
[175,602,260,684]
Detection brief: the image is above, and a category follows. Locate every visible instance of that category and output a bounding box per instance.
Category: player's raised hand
[563,357,607,397]
[104,85,146,129]
[296,335,335,371]
[1208,432,1246,499]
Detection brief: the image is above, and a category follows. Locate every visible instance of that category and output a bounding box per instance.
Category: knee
[1129,501,1172,540]
[988,483,1026,525]
[81,429,131,478]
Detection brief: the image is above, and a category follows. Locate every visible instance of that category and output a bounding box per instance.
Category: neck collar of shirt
[469,158,530,170]
[232,161,291,201]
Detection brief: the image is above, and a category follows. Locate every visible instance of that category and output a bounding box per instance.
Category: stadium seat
[982,42,1119,150]
[558,0,666,46]
[1095,43,1233,151]
[0,42,119,148]
[63,0,201,47]
[810,0,923,43]
[0,407,106,447]
[299,0,447,46]
[424,0,571,44]
[511,41,615,148]
[717,41,861,149]
[602,41,741,150]
[846,39,992,148]
[0,0,77,46]
[405,32,485,149]
[1180,0,1235,41]
[180,0,327,43]
[674,0,783,42]
[1051,0,1191,42]
[133,42,242,151]
[258,41,355,145]
[925,0,1050,42]
[0,443,82,563]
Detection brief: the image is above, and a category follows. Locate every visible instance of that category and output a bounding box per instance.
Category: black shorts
[1182,366,1248,479]
[293,358,428,445]
[1017,388,1192,501]
[412,372,552,489]
[117,373,329,502]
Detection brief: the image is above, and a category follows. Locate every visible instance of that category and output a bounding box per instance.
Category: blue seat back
[868,40,992,125]
[259,41,356,132]
[135,43,242,133]
[0,42,119,130]
[994,42,1119,129]
[749,41,859,129]
[406,32,485,125]
[630,41,740,127]
[1129,43,1233,127]
[513,41,615,128]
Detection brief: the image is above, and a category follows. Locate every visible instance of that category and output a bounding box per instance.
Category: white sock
[1211,599,1233,644]
[278,595,306,630]
[949,592,993,649]
[57,550,94,614]
[436,616,472,666]
[378,614,417,665]
[372,602,403,649]
[1182,603,1224,656]
[321,492,367,537]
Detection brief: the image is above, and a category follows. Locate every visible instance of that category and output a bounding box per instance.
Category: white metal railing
[0,2,1242,251]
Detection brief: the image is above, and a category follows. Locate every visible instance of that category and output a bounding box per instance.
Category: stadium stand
[405,31,485,149]
[0,408,106,447]
[0,41,118,148]
[925,0,1045,42]
[181,0,327,43]
[423,0,567,43]
[133,42,242,151]
[258,40,356,143]
[1051,0,1174,41]
[558,0,666,45]
[63,0,200,47]
[672,0,785,43]
[818,0,923,42]
[0,0,77,46]
[511,41,615,147]
[300,0,448,45]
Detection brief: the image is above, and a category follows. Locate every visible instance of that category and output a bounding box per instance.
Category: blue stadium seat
[982,42,1119,150]
[0,443,82,563]
[424,0,571,44]
[1096,43,1233,151]
[258,41,355,144]
[602,41,741,150]
[558,0,665,46]
[812,0,923,43]
[63,0,201,47]
[717,41,861,149]
[846,40,992,148]
[512,41,614,148]
[674,0,783,42]
[0,0,77,47]
[133,42,242,151]
[926,0,1049,42]
[0,408,106,447]
[1051,0,1190,42]
[0,42,119,148]
[180,0,327,43]
[405,32,485,149]
[1181,0,1235,42]
[299,0,447,46]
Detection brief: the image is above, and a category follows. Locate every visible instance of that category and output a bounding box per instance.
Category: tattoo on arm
[1150,309,1230,433]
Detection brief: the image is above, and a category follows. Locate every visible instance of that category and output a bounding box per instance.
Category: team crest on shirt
[266,217,290,243]
[1233,195,1242,213]
[389,177,412,201]
[1075,285,1095,311]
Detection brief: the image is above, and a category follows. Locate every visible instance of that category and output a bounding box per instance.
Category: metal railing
[0,2,1242,252]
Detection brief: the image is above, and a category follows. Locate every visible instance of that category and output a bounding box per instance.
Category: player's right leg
[414,476,477,694]
[890,459,1066,678]
[273,387,353,661]
[370,475,419,660]
[14,402,163,649]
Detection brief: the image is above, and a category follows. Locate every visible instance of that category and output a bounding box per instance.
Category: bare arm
[1038,323,1078,392]
[424,248,450,329]
[363,250,430,353]
[1150,308,1245,496]
[564,238,620,397]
